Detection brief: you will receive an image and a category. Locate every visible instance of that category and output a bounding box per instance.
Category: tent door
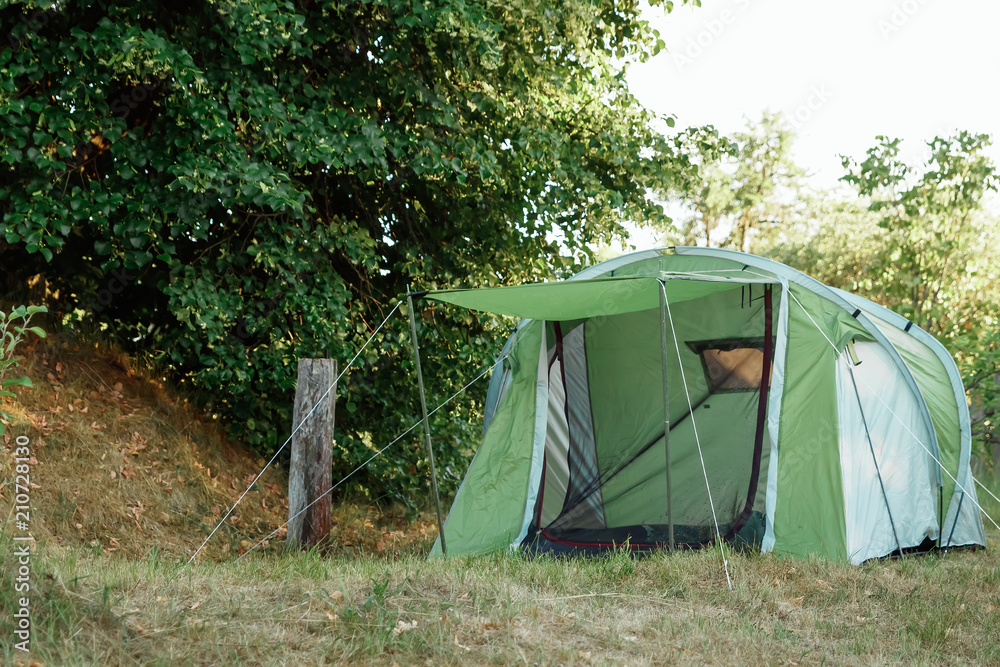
[527,283,777,553]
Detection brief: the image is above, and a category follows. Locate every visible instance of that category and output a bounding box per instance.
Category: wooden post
[287,358,336,549]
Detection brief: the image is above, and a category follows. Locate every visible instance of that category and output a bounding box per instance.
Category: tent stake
[659,280,675,550]
[407,289,448,556]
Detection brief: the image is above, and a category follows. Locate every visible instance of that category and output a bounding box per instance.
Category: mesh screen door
[528,283,777,553]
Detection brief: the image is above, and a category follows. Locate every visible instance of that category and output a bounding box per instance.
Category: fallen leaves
[126,435,147,456]
[130,503,145,530]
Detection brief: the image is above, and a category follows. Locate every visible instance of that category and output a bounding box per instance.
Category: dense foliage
[0,0,719,503]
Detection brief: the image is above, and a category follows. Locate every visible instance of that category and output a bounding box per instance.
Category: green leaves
[662,112,797,252]
[767,133,1000,470]
[0,304,47,434]
[840,132,998,329]
[0,0,706,501]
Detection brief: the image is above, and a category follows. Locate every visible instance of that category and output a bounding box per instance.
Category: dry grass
[2,538,1000,665]
[0,331,292,561]
[2,330,1000,665]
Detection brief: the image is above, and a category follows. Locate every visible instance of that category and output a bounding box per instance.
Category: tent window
[687,339,768,393]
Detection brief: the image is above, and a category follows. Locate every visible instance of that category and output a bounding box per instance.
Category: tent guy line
[235,360,498,562]
[186,302,401,566]
[788,291,1000,536]
[662,281,733,590]
[975,478,1000,510]
[188,247,993,569]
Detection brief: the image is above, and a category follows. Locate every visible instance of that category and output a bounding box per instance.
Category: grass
[2,325,1000,664]
[2,536,1000,665]
[0,331,293,561]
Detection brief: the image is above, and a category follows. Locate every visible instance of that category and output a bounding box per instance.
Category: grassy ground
[2,329,1000,665]
[2,535,1000,665]
[0,331,293,562]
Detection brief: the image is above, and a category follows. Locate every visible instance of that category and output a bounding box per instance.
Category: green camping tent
[421,247,986,564]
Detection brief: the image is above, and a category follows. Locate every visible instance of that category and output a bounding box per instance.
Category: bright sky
[624,0,1000,248]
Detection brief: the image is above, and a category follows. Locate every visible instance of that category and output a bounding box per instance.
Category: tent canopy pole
[658,280,675,550]
[663,282,732,589]
[407,289,447,556]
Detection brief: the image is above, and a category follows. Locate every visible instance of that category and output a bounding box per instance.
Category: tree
[667,111,804,252]
[772,132,1000,471]
[840,132,998,330]
[0,0,708,502]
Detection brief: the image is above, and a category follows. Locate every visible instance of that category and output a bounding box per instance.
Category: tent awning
[420,274,779,320]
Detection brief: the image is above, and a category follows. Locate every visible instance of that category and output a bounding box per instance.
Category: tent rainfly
[416,247,986,564]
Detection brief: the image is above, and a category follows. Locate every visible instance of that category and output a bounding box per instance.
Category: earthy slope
[0,331,290,562]
[0,331,437,564]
